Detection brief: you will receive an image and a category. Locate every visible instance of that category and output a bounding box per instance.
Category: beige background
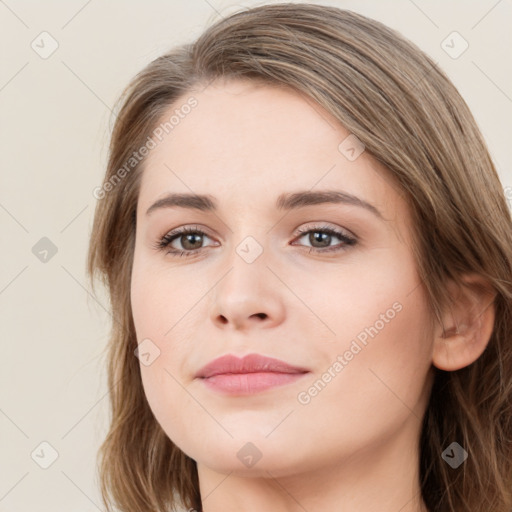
[1,1,511,510]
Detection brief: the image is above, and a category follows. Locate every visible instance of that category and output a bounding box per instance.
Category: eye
[153,223,357,258]
[291,224,357,254]
[154,225,217,257]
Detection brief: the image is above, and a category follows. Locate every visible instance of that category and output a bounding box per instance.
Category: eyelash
[153,224,357,258]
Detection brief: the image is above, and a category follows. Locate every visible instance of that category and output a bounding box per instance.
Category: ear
[432,274,496,371]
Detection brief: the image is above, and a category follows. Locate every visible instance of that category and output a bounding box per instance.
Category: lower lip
[200,372,308,395]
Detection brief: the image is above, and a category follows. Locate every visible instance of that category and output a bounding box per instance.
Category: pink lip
[195,353,310,395]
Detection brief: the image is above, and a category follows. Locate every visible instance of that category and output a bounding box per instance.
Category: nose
[210,252,286,331]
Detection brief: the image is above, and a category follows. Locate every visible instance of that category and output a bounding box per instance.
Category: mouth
[195,353,310,395]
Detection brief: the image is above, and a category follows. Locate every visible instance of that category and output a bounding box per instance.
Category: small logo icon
[31,441,59,469]
[32,237,58,263]
[441,32,469,59]
[236,441,263,468]
[31,31,59,59]
[338,134,365,161]
[442,441,468,468]
[236,236,263,264]
[134,338,161,366]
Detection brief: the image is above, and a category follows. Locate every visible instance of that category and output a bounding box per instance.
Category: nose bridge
[218,233,268,304]
[222,203,272,271]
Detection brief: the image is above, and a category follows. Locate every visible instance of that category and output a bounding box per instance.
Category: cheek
[130,257,208,451]
[306,247,433,414]
[296,257,433,439]
[130,251,202,341]
[322,243,429,356]
[287,303,432,473]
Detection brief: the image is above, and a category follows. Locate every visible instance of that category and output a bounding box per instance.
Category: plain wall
[1,1,510,510]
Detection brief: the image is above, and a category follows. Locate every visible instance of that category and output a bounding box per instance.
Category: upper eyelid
[295,223,354,236]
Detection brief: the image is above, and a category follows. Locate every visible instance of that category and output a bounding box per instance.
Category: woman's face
[131,79,435,478]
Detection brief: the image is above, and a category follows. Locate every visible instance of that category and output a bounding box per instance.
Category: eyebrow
[145,190,383,219]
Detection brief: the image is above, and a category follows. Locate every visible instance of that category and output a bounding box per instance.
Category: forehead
[137,79,404,221]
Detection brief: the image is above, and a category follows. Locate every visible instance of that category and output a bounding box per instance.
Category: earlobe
[432,274,496,371]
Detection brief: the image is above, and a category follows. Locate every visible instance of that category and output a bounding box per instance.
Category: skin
[130,79,494,511]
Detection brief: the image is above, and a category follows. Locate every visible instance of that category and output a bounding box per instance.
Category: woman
[87,3,512,511]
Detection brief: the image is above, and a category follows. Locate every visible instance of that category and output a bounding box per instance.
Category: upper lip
[195,353,310,379]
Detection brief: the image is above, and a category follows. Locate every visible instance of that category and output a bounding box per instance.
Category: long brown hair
[87,4,512,511]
